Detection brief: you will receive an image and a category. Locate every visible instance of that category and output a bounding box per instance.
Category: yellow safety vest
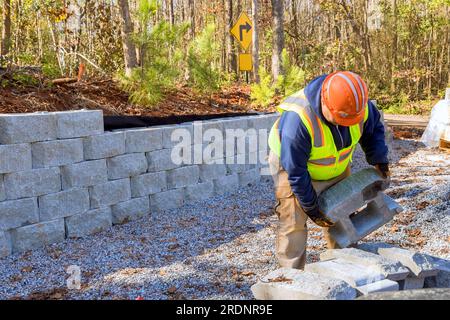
[268,89,369,181]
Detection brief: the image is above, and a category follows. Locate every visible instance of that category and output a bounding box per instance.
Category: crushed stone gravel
[0,136,449,300]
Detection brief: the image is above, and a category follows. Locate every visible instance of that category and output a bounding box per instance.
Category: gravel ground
[0,134,449,300]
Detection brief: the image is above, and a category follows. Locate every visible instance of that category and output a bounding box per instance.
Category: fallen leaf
[21,266,33,273]
[167,286,177,294]
[241,271,255,276]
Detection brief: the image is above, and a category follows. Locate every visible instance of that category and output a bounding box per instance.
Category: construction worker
[267,71,390,270]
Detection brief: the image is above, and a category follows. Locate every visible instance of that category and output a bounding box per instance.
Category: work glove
[375,163,390,179]
[305,206,335,228]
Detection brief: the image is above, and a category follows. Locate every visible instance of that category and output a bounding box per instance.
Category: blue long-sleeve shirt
[278,75,389,213]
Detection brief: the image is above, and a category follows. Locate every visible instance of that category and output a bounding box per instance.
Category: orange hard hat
[321,71,368,126]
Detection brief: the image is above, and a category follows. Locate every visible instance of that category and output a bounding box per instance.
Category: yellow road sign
[239,53,252,71]
[230,13,253,51]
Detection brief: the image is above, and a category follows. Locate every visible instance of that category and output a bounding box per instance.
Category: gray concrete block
[185,181,215,202]
[200,119,225,135]
[399,276,425,290]
[125,127,163,153]
[61,160,108,189]
[0,144,32,174]
[357,279,399,295]
[39,188,90,221]
[55,110,104,139]
[146,148,182,172]
[111,197,150,225]
[167,165,200,189]
[305,258,385,287]
[10,219,65,252]
[213,174,239,195]
[0,175,5,201]
[161,123,194,149]
[198,163,227,182]
[222,117,249,131]
[326,193,403,248]
[358,242,439,277]
[32,139,84,168]
[0,231,12,257]
[130,172,167,197]
[318,168,390,222]
[0,113,57,144]
[251,268,357,300]
[238,168,261,187]
[248,115,273,131]
[424,256,450,288]
[107,153,148,180]
[65,207,112,238]
[320,248,410,281]
[4,168,61,200]
[83,132,125,160]
[0,198,39,231]
[150,189,184,211]
[89,179,131,208]
[225,155,249,174]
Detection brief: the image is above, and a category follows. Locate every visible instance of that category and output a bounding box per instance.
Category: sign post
[230,12,253,81]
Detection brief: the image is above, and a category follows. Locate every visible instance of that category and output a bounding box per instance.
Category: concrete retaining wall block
[130,172,167,197]
[61,160,108,189]
[150,189,184,211]
[213,174,239,195]
[4,167,61,200]
[238,168,261,187]
[0,198,39,231]
[83,132,125,160]
[107,153,148,180]
[10,219,65,252]
[146,148,181,172]
[89,179,131,208]
[198,164,227,182]
[167,165,200,189]
[161,124,194,149]
[0,144,32,174]
[0,231,11,257]
[185,181,215,202]
[125,128,163,153]
[111,197,150,225]
[39,188,90,221]
[0,175,5,201]
[65,207,112,238]
[0,113,57,144]
[32,139,84,168]
[55,110,104,139]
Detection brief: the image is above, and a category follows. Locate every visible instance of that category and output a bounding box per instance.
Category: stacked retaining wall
[0,110,278,257]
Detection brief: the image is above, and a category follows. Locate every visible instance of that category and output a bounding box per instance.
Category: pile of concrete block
[0,110,278,257]
[318,168,403,248]
[251,244,449,300]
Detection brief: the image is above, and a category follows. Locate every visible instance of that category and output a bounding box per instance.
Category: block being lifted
[318,168,403,248]
[318,168,390,222]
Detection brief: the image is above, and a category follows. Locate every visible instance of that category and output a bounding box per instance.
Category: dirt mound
[0,77,274,117]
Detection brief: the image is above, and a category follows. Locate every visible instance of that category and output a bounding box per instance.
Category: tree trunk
[118,0,138,77]
[252,0,260,83]
[189,0,195,39]
[227,0,237,75]
[168,0,175,25]
[271,0,285,82]
[1,0,12,57]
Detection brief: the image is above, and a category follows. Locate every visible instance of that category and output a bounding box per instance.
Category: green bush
[118,19,189,107]
[187,23,221,94]
[250,67,277,106]
[251,49,306,106]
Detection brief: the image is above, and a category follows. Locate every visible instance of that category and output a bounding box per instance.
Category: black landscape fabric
[104,113,260,131]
